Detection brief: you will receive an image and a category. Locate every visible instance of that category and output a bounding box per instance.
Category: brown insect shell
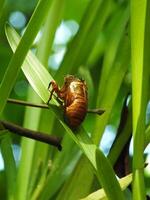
[58,75,88,129]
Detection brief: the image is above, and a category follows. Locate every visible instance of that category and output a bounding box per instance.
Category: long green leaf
[0,131,16,200]
[98,5,129,101]
[55,0,110,84]
[0,0,6,19]
[55,156,94,200]
[39,136,80,200]
[95,149,125,200]
[131,0,150,199]
[5,24,52,103]
[81,174,132,200]
[108,101,132,166]
[0,0,53,116]
[37,0,65,67]
[93,36,130,144]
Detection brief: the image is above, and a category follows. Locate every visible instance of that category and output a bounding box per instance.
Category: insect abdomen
[65,98,87,129]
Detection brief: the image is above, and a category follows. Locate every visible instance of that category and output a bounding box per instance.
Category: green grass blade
[37,0,65,67]
[55,0,110,84]
[39,136,80,200]
[0,0,6,19]
[55,126,126,200]
[131,1,150,199]
[0,131,16,200]
[5,24,52,103]
[55,156,94,200]
[98,5,129,100]
[95,149,125,200]
[108,102,132,166]
[93,36,130,143]
[0,0,53,116]
[87,32,106,68]
[81,174,132,200]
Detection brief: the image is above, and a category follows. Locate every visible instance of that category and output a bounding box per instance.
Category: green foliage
[82,174,132,200]
[0,0,150,199]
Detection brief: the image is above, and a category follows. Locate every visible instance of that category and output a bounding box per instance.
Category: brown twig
[7,98,48,109]
[7,98,105,115]
[0,120,62,151]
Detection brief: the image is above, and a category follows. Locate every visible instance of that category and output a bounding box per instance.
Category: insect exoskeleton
[47,75,88,129]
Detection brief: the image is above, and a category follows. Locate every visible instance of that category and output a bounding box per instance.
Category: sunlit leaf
[81,174,132,200]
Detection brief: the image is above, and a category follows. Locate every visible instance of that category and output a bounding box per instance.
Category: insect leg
[48,82,52,91]
[47,80,64,106]
[47,88,55,104]
[53,95,64,106]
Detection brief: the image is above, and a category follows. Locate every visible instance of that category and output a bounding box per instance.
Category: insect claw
[48,82,52,90]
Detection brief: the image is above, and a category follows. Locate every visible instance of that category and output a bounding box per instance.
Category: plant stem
[0,120,62,150]
[7,98,104,115]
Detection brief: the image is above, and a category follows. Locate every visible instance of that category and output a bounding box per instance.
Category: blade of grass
[98,5,129,100]
[55,156,94,200]
[87,32,106,68]
[14,89,42,200]
[0,0,53,116]
[74,0,110,69]
[0,0,6,19]
[0,130,16,200]
[37,0,65,67]
[5,24,52,103]
[81,174,132,200]
[95,149,125,200]
[93,36,130,144]
[55,124,125,200]
[55,0,111,84]
[131,0,150,199]
[108,100,132,166]
[38,135,80,200]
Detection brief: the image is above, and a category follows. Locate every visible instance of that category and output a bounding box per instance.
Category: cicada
[47,75,88,129]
